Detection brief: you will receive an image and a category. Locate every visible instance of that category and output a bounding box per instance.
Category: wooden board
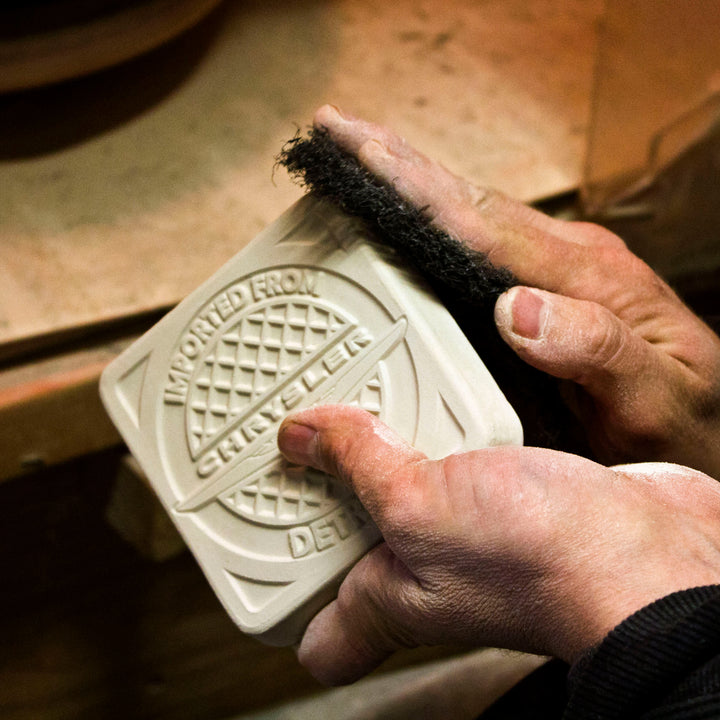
[0,340,126,479]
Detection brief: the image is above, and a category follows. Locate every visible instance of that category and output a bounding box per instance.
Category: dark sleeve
[564,585,720,719]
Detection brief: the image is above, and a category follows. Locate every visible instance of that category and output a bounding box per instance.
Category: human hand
[312,105,720,479]
[278,405,720,685]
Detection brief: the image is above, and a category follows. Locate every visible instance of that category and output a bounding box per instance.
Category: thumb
[494,286,655,399]
[277,405,427,530]
[278,407,433,684]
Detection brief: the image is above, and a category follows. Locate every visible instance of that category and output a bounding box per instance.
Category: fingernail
[497,287,547,340]
[278,421,318,466]
[328,104,353,122]
[363,138,390,157]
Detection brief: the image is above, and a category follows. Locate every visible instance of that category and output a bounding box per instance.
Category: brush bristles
[277,127,515,307]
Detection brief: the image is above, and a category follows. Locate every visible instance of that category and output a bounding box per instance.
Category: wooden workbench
[0,0,601,352]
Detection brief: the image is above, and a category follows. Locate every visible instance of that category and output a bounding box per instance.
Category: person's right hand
[312,105,720,479]
[278,405,720,685]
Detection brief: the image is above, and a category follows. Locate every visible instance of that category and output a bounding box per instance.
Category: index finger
[313,105,630,303]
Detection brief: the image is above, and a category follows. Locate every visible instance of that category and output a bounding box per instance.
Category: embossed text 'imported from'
[164,268,322,404]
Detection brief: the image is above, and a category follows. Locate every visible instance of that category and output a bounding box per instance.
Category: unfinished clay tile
[100,195,523,645]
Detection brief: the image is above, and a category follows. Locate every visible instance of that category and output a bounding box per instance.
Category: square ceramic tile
[100,196,522,645]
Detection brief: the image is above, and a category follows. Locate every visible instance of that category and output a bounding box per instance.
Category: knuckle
[597,245,668,296]
[593,243,635,272]
[317,429,358,482]
[581,307,627,372]
[313,410,379,480]
[622,252,661,286]
[378,461,431,530]
[469,184,499,212]
[568,221,628,249]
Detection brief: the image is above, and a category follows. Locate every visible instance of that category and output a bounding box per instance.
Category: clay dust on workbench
[0,0,601,357]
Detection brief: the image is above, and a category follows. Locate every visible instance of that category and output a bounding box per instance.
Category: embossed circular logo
[158,266,415,552]
[185,294,382,527]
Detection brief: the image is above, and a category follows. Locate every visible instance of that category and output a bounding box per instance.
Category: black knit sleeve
[564,585,720,719]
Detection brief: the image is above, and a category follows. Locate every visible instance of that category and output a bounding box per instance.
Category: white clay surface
[100,196,523,645]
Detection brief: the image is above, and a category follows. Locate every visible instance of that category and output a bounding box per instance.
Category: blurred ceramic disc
[0,0,224,92]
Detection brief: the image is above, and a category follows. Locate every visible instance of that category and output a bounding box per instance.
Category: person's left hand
[277,405,720,685]
[310,105,720,479]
